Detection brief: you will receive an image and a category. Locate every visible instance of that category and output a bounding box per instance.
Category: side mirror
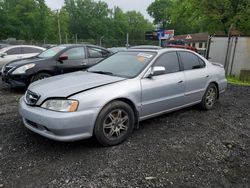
[0,53,7,58]
[147,66,166,78]
[58,55,68,62]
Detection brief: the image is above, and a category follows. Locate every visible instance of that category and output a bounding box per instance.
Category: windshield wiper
[88,70,114,76]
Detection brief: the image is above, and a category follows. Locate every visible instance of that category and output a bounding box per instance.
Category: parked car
[0,45,45,69]
[1,44,111,87]
[130,45,162,50]
[0,43,10,49]
[19,48,227,146]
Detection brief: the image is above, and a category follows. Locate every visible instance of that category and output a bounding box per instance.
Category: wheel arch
[30,70,54,82]
[209,81,219,99]
[94,97,139,133]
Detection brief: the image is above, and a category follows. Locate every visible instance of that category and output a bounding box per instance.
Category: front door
[141,52,185,117]
[59,47,88,73]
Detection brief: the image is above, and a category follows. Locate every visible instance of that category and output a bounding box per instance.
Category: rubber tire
[94,101,135,146]
[200,83,218,110]
[31,73,51,83]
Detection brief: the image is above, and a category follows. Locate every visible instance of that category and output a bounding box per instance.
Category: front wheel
[31,72,51,83]
[94,101,135,146]
[200,83,218,110]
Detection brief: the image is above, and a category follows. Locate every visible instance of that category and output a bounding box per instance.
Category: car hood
[28,71,126,101]
[7,57,45,67]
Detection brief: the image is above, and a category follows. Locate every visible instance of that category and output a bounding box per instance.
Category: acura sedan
[19,48,227,146]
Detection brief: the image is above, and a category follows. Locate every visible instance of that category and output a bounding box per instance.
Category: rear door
[178,51,209,104]
[87,47,110,67]
[59,47,88,73]
[141,52,185,117]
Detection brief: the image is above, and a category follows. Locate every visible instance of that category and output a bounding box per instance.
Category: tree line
[0,0,154,45]
[0,0,249,45]
[148,0,250,35]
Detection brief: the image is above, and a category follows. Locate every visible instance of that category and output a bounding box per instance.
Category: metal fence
[0,38,159,48]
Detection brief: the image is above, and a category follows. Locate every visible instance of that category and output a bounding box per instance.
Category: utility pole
[100,36,104,46]
[57,9,62,44]
[126,33,129,48]
[75,34,78,44]
[65,34,68,44]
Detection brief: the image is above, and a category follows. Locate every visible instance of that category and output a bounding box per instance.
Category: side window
[5,47,21,55]
[179,52,202,70]
[154,52,180,74]
[88,47,107,58]
[62,47,85,60]
[198,58,206,68]
[22,47,43,54]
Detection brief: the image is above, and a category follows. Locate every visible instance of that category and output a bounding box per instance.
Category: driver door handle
[178,80,184,83]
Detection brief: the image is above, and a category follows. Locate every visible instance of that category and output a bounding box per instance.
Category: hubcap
[103,109,129,139]
[205,87,216,107]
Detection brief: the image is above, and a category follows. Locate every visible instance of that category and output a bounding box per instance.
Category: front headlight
[12,63,35,75]
[1,66,4,73]
[41,99,79,112]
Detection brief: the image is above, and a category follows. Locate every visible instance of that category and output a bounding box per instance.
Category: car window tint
[179,52,202,70]
[5,47,21,55]
[63,47,85,60]
[88,47,105,58]
[154,52,180,74]
[22,47,43,54]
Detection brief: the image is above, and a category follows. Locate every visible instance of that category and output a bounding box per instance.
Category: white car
[0,45,45,69]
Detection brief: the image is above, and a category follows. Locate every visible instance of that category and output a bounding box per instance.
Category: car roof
[58,44,108,50]
[0,45,45,52]
[126,48,195,54]
[130,45,162,50]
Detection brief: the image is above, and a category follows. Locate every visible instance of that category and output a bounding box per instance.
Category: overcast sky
[45,0,154,21]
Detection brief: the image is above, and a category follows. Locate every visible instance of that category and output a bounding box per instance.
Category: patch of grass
[227,76,250,86]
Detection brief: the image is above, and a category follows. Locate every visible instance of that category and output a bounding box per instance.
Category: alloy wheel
[103,109,129,140]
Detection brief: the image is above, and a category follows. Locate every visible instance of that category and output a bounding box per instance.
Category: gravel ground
[0,80,249,188]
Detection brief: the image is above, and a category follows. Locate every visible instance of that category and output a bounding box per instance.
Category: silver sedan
[19,48,227,146]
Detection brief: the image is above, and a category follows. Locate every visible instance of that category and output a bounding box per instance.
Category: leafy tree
[148,0,250,35]
[147,0,172,28]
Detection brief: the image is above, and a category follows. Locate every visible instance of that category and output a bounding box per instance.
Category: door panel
[59,47,88,73]
[141,72,185,117]
[178,51,209,104]
[87,47,108,67]
[184,69,209,103]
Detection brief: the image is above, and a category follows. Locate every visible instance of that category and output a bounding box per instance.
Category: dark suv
[1,44,111,87]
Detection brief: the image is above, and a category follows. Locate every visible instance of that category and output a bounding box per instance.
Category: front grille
[25,90,40,106]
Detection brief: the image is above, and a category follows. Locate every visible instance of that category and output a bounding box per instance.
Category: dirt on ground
[0,80,249,188]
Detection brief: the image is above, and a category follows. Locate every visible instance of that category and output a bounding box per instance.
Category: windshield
[38,46,66,58]
[88,51,156,78]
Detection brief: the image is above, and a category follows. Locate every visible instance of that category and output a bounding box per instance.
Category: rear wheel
[31,72,51,83]
[200,83,218,110]
[94,101,135,146]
